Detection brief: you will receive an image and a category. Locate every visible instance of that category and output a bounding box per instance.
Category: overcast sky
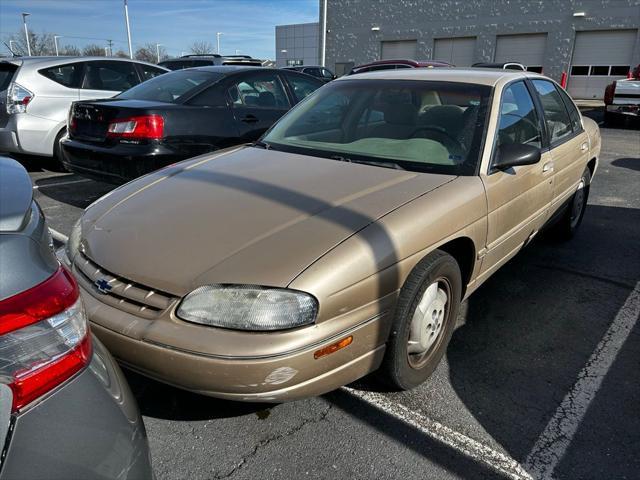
[0,0,318,58]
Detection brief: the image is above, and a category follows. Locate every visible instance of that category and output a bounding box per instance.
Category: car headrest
[383,103,418,125]
[420,105,464,132]
[258,91,276,107]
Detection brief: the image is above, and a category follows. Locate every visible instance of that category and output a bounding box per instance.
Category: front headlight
[66,219,82,263]
[176,285,318,331]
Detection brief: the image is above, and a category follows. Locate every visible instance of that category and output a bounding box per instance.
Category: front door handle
[542,161,554,173]
[241,114,259,124]
[580,142,589,152]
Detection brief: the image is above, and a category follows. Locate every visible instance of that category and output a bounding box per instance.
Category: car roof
[0,56,165,69]
[189,65,312,76]
[335,67,541,86]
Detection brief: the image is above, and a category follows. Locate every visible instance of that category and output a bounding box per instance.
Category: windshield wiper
[329,155,405,171]
[252,140,272,150]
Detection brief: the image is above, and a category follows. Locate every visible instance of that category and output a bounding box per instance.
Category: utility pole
[216,32,223,54]
[320,0,327,67]
[107,39,113,56]
[54,35,62,56]
[155,43,162,63]
[124,0,133,59]
[21,12,32,56]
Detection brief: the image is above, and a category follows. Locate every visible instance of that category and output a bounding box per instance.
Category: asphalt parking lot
[11,113,640,480]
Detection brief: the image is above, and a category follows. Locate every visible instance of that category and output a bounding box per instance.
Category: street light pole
[21,12,32,56]
[124,0,133,59]
[54,35,61,56]
[320,0,327,67]
[9,40,17,55]
[156,43,162,63]
[216,32,223,54]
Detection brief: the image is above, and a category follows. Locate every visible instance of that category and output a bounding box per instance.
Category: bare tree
[60,44,81,56]
[114,50,129,58]
[82,44,105,56]
[8,31,55,56]
[134,43,167,63]
[189,40,214,55]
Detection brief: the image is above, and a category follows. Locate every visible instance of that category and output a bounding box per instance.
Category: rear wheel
[380,250,461,390]
[48,128,69,172]
[552,168,591,240]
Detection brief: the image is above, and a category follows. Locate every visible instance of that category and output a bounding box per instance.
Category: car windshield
[262,79,491,175]
[117,70,221,103]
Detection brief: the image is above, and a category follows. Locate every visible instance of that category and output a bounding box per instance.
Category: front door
[479,80,554,278]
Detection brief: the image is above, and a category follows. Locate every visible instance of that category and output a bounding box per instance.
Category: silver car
[0,56,167,165]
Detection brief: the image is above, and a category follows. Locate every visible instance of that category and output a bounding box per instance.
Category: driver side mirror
[493,143,541,170]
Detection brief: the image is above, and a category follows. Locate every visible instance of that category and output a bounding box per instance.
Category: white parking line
[524,281,640,479]
[343,388,533,480]
[49,228,69,244]
[33,178,91,189]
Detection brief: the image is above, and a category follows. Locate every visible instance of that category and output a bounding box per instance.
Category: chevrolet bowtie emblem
[94,278,113,294]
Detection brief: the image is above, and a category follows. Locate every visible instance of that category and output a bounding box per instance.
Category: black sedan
[61,66,324,184]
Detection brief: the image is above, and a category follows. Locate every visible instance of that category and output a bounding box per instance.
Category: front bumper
[61,138,184,184]
[0,336,153,480]
[606,103,640,117]
[79,284,389,403]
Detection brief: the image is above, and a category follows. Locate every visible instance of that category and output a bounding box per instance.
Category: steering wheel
[409,126,466,156]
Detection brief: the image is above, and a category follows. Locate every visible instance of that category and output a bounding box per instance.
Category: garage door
[495,33,547,73]
[381,40,417,60]
[433,37,476,67]
[568,29,638,99]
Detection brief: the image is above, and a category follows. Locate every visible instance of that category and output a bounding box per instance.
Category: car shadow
[611,157,640,172]
[34,175,115,209]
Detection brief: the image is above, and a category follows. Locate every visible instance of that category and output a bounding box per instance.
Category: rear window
[117,70,221,103]
[0,64,18,91]
[39,63,83,88]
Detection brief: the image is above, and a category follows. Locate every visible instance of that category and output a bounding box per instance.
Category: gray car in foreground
[0,157,153,479]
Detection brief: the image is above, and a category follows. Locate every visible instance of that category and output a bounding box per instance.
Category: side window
[188,85,225,107]
[228,74,289,109]
[531,79,573,144]
[320,68,334,79]
[39,63,82,88]
[496,81,543,150]
[556,85,583,132]
[82,61,139,91]
[286,74,322,102]
[304,67,321,78]
[138,64,166,81]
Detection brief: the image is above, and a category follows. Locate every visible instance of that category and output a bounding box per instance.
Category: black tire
[551,168,591,240]
[47,128,69,172]
[380,250,462,390]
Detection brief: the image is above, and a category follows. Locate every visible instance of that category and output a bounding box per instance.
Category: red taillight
[107,114,164,140]
[604,82,616,105]
[0,267,92,412]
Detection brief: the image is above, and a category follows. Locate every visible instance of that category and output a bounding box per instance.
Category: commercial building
[320,0,640,99]
[275,22,320,68]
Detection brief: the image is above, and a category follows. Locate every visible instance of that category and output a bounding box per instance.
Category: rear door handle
[543,161,554,173]
[241,114,259,124]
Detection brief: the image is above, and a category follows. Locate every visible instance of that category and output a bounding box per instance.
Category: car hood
[81,146,454,296]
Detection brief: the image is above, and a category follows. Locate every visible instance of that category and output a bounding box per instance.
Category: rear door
[78,60,140,100]
[530,79,590,212]
[228,71,291,142]
[480,80,553,276]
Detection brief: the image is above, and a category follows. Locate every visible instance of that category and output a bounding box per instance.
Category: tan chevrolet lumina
[66,69,601,401]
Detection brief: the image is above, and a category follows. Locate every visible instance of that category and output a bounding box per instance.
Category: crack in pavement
[213,404,333,479]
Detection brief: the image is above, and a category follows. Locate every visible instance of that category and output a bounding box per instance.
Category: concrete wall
[322,0,640,83]
[275,22,320,68]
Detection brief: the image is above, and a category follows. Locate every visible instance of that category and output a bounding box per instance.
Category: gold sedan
[66,68,600,401]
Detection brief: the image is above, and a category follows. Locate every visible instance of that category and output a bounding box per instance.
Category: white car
[0,56,167,165]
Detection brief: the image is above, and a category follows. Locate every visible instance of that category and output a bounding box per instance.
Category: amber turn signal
[314,336,353,359]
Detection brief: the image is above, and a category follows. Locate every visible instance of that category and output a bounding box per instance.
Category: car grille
[73,251,177,319]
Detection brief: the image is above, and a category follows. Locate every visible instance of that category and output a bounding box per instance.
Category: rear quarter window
[39,63,83,88]
[0,64,18,91]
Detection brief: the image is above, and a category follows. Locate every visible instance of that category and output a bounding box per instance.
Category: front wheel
[380,250,462,390]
